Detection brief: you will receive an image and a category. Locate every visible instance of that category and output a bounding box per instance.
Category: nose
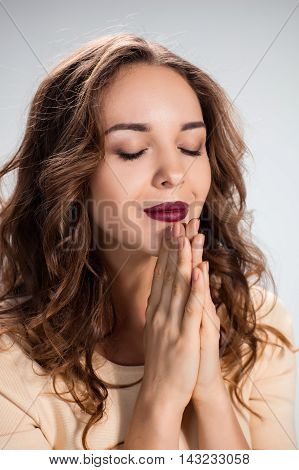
[153,149,186,189]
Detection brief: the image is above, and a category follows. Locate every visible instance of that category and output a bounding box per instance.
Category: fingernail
[205,261,209,273]
[195,218,200,232]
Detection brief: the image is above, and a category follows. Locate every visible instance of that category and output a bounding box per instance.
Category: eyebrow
[104,120,206,135]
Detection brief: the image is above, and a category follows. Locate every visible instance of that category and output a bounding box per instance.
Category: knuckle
[151,311,165,329]
[177,263,190,279]
[172,281,182,296]
[154,264,163,278]
[191,282,199,294]
[183,273,191,286]
[194,236,204,250]
[164,324,179,342]
[184,303,194,316]
[145,307,152,322]
[164,268,173,282]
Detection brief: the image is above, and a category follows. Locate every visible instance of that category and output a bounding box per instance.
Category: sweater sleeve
[0,334,52,450]
[248,292,298,449]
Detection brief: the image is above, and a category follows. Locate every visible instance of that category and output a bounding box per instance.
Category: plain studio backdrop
[0,0,298,442]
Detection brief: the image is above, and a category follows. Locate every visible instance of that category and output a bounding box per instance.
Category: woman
[0,32,297,450]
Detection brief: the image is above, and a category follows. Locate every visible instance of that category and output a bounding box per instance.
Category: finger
[173,220,184,238]
[158,222,185,315]
[192,233,205,269]
[200,262,220,345]
[185,217,200,241]
[181,265,205,337]
[167,233,193,329]
[156,224,181,318]
[146,224,174,322]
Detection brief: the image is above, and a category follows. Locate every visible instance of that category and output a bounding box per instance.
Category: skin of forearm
[193,382,250,450]
[124,390,184,449]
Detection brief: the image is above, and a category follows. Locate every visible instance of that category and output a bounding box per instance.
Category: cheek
[200,157,212,196]
[91,159,144,201]
[89,162,144,237]
[89,164,123,228]
[191,156,211,194]
[187,156,211,218]
[90,162,123,201]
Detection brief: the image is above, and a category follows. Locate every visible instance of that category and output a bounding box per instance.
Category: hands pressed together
[142,218,223,412]
[181,218,223,404]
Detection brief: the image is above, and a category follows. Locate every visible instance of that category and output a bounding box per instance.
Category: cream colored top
[0,286,297,450]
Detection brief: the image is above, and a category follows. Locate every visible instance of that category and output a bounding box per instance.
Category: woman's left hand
[183,218,224,404]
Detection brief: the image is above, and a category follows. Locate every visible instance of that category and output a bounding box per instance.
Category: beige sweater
[0,286,297,450]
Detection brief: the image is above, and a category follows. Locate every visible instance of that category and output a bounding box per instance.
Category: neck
[97,244,158,365]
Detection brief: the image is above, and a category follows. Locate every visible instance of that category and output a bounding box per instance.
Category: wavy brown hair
[0,32,298,450]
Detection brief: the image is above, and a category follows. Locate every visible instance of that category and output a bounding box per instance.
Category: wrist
[137,385,185,420]
[124,387,183,450]
[192,377,228,409]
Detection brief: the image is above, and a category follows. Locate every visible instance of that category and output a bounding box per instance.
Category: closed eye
[116,147,202,161]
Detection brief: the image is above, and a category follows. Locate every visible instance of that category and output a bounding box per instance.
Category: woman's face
[90,63,211,255]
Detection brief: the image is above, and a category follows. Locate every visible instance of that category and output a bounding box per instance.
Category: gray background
[1,0,298,441]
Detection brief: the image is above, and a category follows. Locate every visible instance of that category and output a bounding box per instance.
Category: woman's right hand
[140,221,205,413]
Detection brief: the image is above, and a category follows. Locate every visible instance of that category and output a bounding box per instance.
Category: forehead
[100,63,203,125]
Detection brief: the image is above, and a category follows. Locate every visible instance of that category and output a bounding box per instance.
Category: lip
[144,201,189,222]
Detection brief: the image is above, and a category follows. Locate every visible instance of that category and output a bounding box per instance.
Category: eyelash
[116,147,202,161]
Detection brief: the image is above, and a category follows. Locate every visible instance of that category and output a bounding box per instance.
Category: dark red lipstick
[144,201,189,222]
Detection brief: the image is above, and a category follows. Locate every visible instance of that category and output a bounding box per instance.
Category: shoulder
[0,296,46,378]
[0,333,45,432]
[246,286,298,449]
[247,285,297,382]
[0,333,47,397]
[0,332,34,362]
[249,285,295,344]
[0,333,54,449]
